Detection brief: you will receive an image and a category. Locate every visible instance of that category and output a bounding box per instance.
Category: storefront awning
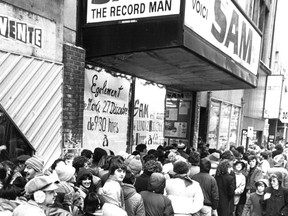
[0,50,63,166]
[82,0,260,91]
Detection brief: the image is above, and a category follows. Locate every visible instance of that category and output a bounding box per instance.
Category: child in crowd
[242,179,269,216]
[233,160,246,216]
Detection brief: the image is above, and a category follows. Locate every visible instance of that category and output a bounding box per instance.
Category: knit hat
[256,178,269,187]
[148,173,166,194]
[127,155,142,174]
[273,154,284,166]
[25,155,44,172]
[233,160,246,170]
[55,161,76,182]
[25,175,58,194]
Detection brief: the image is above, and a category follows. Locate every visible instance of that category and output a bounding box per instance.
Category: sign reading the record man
[83,67,131,154]
[86,0,181,23]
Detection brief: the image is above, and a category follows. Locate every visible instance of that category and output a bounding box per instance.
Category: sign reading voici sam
[86,0,181,23]
[185,0,261,75]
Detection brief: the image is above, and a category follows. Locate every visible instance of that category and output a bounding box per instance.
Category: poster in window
[133,79,166,150]
[164,121,187,138]
[83,67,131,154]
[207,100,220,149]
[219,103,231,149]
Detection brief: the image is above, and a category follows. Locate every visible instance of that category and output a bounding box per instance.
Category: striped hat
[25,155,44,173]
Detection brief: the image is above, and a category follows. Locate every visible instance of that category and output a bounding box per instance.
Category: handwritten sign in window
[83,67,131,154]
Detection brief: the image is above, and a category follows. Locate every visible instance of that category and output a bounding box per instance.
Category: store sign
[184,0,261,75]
[133,79,166,150]
[86,0,181,23]
[0,2,60,61]
[280,78,288,123]
[264,75,283,119]
[0,15,42,47]
[83,67,131,154]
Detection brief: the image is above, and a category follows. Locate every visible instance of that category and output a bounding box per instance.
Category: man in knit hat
[24,155,44,181]
[127,155,142,177]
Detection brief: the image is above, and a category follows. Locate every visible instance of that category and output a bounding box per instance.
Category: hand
[264,193,271,200]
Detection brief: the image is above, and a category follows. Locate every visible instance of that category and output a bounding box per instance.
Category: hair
[72,156,88,173]
[143,154,157,164]
[247,155,258,164]
[221,150,235,161]
[135,144,147,153]
[260,151,269,160]
[109,156,127,175]
[0,184,21,200]
[255,181,266,188]
[98,155,114,170]
[123,170,135,185]
[131,150,140,156]
[81,149,93,159]
[63,153,74,160]
[188,151,200,166]
[78,173,93,186]
[215,159,231,176]
[83,192,102,214]
[147,149,159,158]
[93,148,107,164]
[143,160,162,175]
[50,158,65,170]
[173,161,189,174]
[236,146,245,155]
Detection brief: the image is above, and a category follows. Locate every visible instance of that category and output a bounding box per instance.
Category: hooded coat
[140,173,173,216]
[123,183,145,216]
[192,158,219,210]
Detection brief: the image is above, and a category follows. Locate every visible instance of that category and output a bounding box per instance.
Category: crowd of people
[0,141,288,216]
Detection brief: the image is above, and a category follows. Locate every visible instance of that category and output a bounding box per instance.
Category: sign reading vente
[86,0,181,23]
[184,0,261,76]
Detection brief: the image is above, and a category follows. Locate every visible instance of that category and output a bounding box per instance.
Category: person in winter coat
[246,155,263,195]
[13,175,59,216]
[165,160,204,215]
[215,159,236,216]
[242,179,269,216]
[261,172,288,216]
[82,192,103,216]
[192,158,219,216]
[140,172,173,216]
[267,154,288,189]
[122,170,145,216]
[98,157,127,216]
[134,159,162,193]
[233,160,246,215]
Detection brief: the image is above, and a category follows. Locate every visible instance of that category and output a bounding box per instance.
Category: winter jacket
[260,186,288,216]
[246,166,263,193]
[134,172,150,193]
[267,166,288,189]
[191,158,219,210]
[241,192,264,216]
[234,172,246,205]
[123,183,145,216]
[13,200,46,216]
[215,173,236,216]
[165,174,204,214]
[140,173,173,216]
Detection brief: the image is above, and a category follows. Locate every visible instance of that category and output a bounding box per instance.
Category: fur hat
[127,155,142,174]
[25,175,58,194]
[55,161,76,182]
[25,155,44,173]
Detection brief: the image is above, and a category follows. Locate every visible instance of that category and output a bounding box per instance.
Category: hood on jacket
[122,183,136,200]
[200,158,211,173]
[147,173,165,194]
[76,167,93,186]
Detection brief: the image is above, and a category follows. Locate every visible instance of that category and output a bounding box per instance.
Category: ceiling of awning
[87,47,256,92]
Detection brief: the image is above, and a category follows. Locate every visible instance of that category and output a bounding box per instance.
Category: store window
[207,99,241,150]
[0,107,34,162]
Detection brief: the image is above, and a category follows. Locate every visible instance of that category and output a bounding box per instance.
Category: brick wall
[62,43,85,150]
